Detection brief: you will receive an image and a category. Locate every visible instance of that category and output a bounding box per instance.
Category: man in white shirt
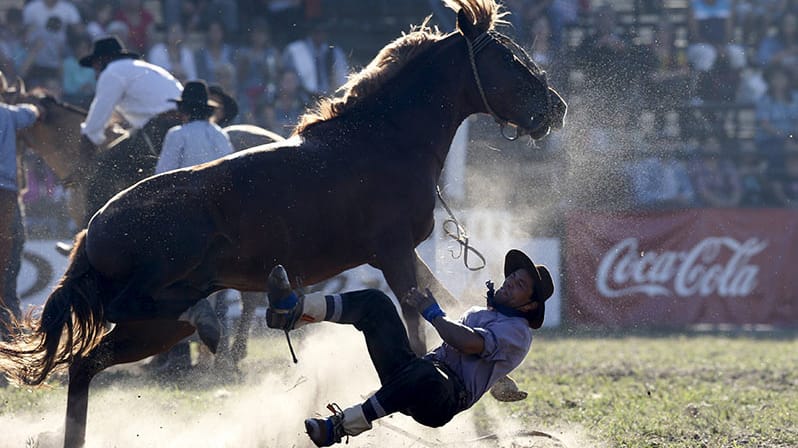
[79,36,183,150]
[77,36,183,222]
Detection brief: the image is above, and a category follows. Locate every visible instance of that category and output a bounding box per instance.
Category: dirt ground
[1,325,596,448]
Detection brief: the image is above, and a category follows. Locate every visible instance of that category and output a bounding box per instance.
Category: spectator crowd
[2,0,798,236]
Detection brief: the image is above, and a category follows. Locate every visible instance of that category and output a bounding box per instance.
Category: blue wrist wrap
[421,302,446,323]
[273,292,298,311]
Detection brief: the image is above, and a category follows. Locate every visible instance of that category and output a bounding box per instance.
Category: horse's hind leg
[64,321,194,447]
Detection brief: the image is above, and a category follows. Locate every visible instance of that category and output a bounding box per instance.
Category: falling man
[265,249,554,447]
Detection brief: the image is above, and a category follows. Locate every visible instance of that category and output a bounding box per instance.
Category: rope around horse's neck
[465,32,520,141]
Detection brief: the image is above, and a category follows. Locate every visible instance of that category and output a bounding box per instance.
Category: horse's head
[9,81,90,174]
[10,84,85,140]
[455,6,567,141]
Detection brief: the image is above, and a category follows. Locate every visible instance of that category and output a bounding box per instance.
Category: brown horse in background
[0,0,566,446]
[8,84,181,227]
[8,85,284,227]
[3,79,284,367]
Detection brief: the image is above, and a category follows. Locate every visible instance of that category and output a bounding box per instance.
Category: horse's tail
[0,230,106,385]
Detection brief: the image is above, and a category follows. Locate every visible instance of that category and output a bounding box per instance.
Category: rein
[465,32,520,141]
[437,186,486,271]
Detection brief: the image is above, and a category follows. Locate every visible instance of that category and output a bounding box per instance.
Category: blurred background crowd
[1,0,798,238]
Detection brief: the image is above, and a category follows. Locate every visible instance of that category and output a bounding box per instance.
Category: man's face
[494,268,536,311]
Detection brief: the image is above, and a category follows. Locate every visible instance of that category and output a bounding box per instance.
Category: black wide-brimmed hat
[79,36,140,67]
[170,80,219,111]
[504,249,554,329]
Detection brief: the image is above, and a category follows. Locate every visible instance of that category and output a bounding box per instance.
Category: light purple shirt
[427,306,533,409]
[155,120,234,174]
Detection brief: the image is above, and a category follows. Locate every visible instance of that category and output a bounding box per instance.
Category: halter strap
[464,32,520,141]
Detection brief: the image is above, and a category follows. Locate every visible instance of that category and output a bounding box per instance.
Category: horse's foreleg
[377,248,426,356]
[230,291,262,365]
[63,321,194,447]
[413,250,458,308]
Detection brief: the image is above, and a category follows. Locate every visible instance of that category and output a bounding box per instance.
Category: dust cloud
[2,324,591,448]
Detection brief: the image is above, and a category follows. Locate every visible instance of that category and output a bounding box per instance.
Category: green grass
[2,332,796,447]
[500,332,798,447]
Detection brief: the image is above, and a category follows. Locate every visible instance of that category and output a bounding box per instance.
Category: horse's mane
[28,87,87,115]
[293,0,506,134]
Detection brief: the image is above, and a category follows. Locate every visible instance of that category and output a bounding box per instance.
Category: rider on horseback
[79,36,182,151]
[78,36,183,219]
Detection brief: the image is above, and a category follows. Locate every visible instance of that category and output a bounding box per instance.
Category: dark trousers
[337,289,463,427]
[0,189,24,338]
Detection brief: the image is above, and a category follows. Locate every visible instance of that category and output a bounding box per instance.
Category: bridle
[436,30,549,271]
[464,31,544,141]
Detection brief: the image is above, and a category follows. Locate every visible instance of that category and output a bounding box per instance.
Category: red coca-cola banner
[565,209,798,327]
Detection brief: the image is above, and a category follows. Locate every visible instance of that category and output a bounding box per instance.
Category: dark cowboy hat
[504,249,554,329]
[170,80,219,110]
[79,36,140,67]
[208,84,238,126]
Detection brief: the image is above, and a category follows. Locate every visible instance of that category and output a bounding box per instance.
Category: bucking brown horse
[0,0,566,446]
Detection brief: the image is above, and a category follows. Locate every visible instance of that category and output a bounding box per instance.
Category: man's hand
[402,287,435,312]
[402,288,445,323]
[404,288,485,355]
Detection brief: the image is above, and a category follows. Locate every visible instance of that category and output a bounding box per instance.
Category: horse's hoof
[33,430,63,448]
[196,320,221,354]
[490,375,528,402]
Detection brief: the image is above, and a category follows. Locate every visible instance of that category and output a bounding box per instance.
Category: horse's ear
[16,76,26,95]
[456,8,479,40]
